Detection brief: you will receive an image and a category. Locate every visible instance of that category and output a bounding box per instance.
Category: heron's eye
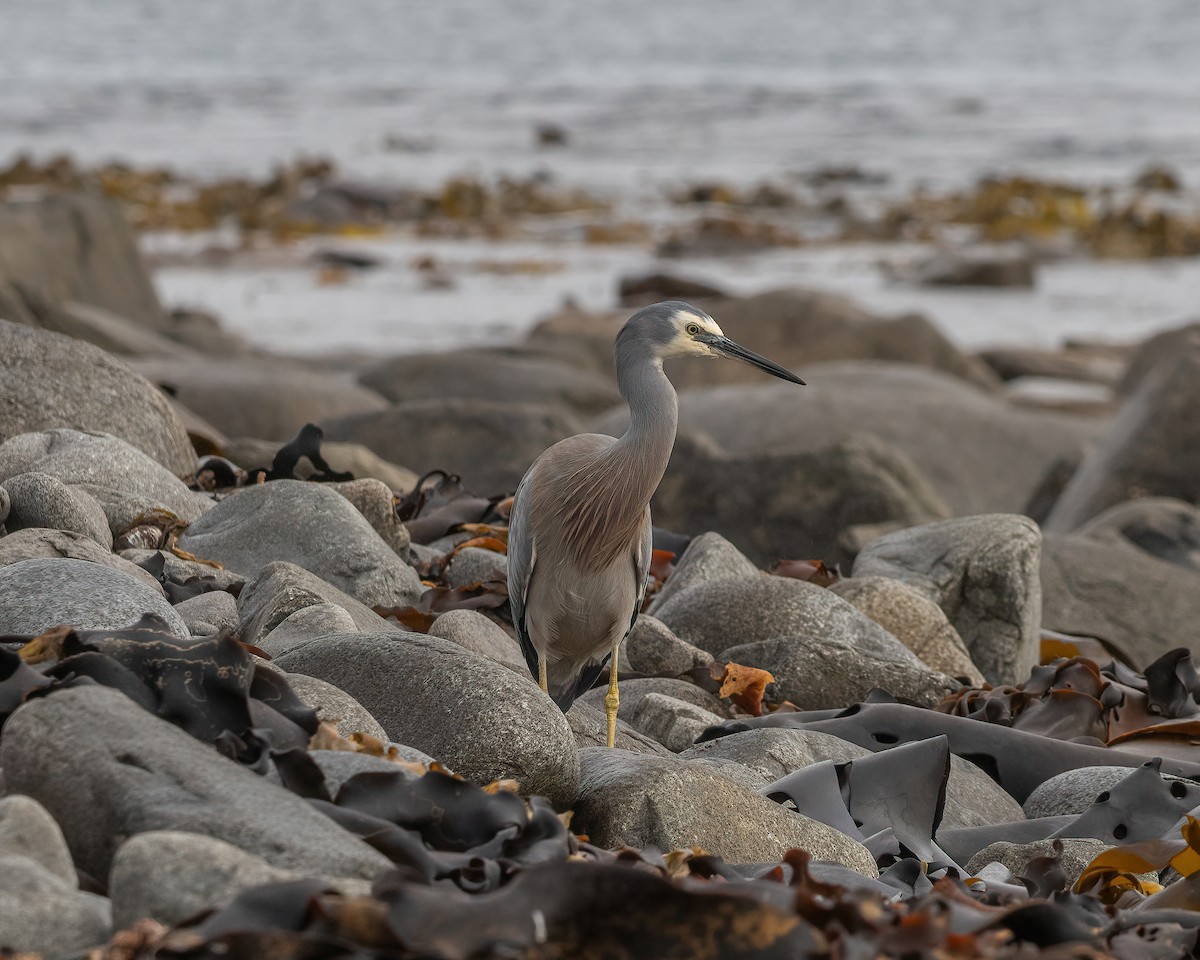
[685,322,700,336]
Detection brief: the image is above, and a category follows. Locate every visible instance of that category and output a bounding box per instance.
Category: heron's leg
[604,644,620,748]
[538,658,548,694]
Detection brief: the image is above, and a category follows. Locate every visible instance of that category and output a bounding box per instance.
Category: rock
[280,671,387,740]
[330,478,410,553]
[1117,321,1200,396]
[901,245,1036,288]
[580,677,728,718]
[121,548,244,593]
[0,855,112,959]
[0,686,393,880]
[1077,497,1200,570]
[324,399,582,495]
[445,547,508,588]
[565,701,673,755]
[0,472,112,547]
[309,750,434,795]
[0,557,188,637]
[966,839,1109,887]
[0,528,162,591]
[1040,533,1200,668]
[830,576,984,683]
[12,292,189,359]
[654,575,921,664]
[0,795,77,885]
[978,345,1125,386]
[0,320,195,475]
[720,636,955,709]
[648,532,760,615]
[358,349,620,420]
[274,632,580,807]
[852,515,1042,686]
[109,831,369,930]
[1023,766,1189,819]
[173,590,239,636]
[131,357,389,442]
[618,272,729,306]
[943,757,1026,830]
[624,615,715,675]
[624,693,724,752]
[572,748,878,874]
[0,483,8,524]
[222,437,418,493]
[0,429,205,523]
[237,561,401,648]
[428,609,526,672]
[178,481,423,608]
[1047,336,1200,531]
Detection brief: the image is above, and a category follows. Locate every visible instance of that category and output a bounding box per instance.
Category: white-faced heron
[507,300,804,746]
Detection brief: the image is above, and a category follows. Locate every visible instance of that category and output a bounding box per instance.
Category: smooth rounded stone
[0,319,195,476]
[0,686,393,881]
[324,399,582,495]
[966,839,1110,887]
[1077,497,1200,570]
[0,557,188,638]
[274,632,581,807]
[238,561,399,648]
[830,576,984,684]
[178,481,423,608]
[132,356,390,442]
[309,749,434,795]
[852,514,1042,686]
[281,671,387,740]
[330,478,410,553]
[428,609,526,673]
[903,245,1036,288]
[1023,766,1189,819]
[445,547,509,588]
[624,693,725,752]
[565,701,673,756]
[109,831,370,930]
[942,757,1026,830]
[573,748,878,876]
[0,483,8,524]
[90,489,214,539]
[223,437,419,493]
[0,795,77,886]
[1040,533,1200,668]
[719,636,955,709]
[0,429,204,522]
[580,677,728,719]
[173,590,239,636]
[647,532,760,616]
[655,575,922,665]
[0,855,112,960]
[624,615,714,676]
[1,472,112,547]
[0,529,162,592]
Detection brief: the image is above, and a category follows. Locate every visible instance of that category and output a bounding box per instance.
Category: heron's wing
[506,466,541,681]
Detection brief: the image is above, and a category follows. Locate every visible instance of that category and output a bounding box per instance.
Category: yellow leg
[604,645,620,748]
[539,658,548,694]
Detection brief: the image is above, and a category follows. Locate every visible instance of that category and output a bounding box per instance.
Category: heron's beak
[702,335,806,385]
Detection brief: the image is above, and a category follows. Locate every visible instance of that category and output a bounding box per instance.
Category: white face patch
[669,309,724,358]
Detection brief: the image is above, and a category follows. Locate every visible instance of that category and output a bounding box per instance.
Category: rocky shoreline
[4,187,1200,958]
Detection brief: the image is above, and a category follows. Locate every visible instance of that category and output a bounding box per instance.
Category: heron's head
[619,300,805,384]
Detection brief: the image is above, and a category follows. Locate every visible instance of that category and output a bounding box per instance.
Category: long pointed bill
[707,336,806,385]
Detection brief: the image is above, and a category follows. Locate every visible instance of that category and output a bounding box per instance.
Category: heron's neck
[610,349,678,506]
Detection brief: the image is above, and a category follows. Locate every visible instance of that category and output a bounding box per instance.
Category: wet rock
[132,357,389,442]
[173,590,238,636]
[0,855,112,959]
[1047,336,1200,531]
[274,632,580,807]
[428,609,526,672]
[0,429,205,523]
[648,532,760,614]
[178,481,422,608]
[0,529,162,591]
[1,472,112,547]
[572,748,878,875]
[238,561,399,648]
[1077,497,1200,570]
[624,615,714,675]
[966,839,1109,888]
[0,557,188,637]
[565,701,673,756]
[0,320,195,476]
[331,478,410,553]
[580,677,728,718]
[281,671,387,740]
[830,576,984,683]
[222,437,418,493]
[324,399,581,495]
[900,245,1036,288]
[0,686,392,880]
[0,795,76,885]
[109,831,369,930]
[624,693,724,752]
[446,547,508,588]
[853,515,1042,686]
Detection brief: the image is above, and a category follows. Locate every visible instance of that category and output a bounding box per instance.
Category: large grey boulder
[274,632,580,806]
[0,795,76,886]
[853,515,1042,686]
[624,693,725,752]
[446,547,508,588]
[0,686,392,881]
[178,481,422,608]
[1077,497,1200,570]
[258,604,362,658]
[565,702,673,756]
[1023,766,1190,819]
[0,855,111,959]
[173,590,239,636]
[1,472,112,547]
[0,528,162,592]
[0,320,195,475]
[281,671,387,740]
[0,557,188,637]
[624,615,714,676]
[572,748,878,875]
[648,532,760,615]
[331,478,410,553]
[428,609,526,672]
